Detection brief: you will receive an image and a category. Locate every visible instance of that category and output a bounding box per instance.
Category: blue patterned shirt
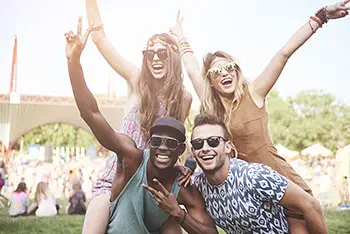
[193,158,289,234]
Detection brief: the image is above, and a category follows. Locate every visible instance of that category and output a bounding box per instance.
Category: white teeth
[221,78,232,85]
[152,64,164,69]
[157,155,169,159]
[202,156,214,160]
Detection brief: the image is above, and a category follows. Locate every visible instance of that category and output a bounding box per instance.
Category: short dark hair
[192,113,231,140]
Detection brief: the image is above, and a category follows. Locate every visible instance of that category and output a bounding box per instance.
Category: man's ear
[177,143,186,156]
[225,141,238,158]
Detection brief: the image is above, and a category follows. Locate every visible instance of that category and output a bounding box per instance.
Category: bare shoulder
[116,133,143,162]
[183,90,193,104]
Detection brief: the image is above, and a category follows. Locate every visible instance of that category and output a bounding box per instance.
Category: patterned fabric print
[193,158,289,234]
[92,101,167,196]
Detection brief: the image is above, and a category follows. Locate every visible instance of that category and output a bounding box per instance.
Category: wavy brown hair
[138,33,184,139]
[200,51,248,136]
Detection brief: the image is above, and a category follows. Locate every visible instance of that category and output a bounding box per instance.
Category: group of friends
[64,0,350,233]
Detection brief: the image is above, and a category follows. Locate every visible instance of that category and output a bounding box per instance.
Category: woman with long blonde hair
[171,1,349,233]
[82,1,192,233]
[29,182,57,217]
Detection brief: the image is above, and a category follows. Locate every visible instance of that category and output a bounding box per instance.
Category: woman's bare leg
[82,194,110,234]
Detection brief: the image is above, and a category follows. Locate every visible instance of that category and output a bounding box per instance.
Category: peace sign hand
[326,0,350,19]
[142,178,182,216]
[170,10,185,40]
[65,16,92,61]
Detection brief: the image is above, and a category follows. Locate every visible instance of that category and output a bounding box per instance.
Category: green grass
[0,199,84,234]
[0,200,349,234]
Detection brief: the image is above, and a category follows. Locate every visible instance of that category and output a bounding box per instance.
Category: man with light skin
[65,19,217,233]
[189,113,328,234]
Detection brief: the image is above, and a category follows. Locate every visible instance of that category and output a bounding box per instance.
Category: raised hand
[326,0,350,19]
[176,165,192,188]
[170,10,185,40]
[142,178,182,216]
[65,16,92,61]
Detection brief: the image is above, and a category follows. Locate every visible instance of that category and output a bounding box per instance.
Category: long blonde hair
[138,33,184,139]
[34,182,49,204]
[200,51,248,134]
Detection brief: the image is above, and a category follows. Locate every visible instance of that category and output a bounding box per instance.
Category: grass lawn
[0,199,349,234]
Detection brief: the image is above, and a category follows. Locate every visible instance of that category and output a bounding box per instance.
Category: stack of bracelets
[309,6,328,33]
[178,37,193,56]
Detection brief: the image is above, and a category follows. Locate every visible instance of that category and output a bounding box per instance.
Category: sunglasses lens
[166,139,179,150]
[150,137,162,148]
[191,139,204,150]
[142,50,154,61]
[157,49,168,60]
[207,137,221,148]
[225,63,236,72]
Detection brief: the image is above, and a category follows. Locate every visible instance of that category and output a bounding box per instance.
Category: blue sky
[0,0,349,106]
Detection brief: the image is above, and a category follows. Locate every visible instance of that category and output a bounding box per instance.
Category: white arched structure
[0,93,126,147]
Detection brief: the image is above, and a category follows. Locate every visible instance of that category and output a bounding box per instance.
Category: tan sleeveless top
[229,87,312,198]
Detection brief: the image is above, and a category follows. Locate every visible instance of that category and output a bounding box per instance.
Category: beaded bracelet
[315,6,328,24]
[308,20,316,33]
[91,24,104,31]
[310,16,323,27]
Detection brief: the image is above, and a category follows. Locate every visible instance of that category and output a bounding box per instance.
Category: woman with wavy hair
[84,1,192,233]
[171,1,349,233]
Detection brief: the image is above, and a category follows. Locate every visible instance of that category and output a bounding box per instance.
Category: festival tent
[275,144,299,161]
[345,144,350,151]
[301,143,333,158]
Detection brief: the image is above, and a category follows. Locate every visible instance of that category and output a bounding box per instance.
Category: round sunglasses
[207,62,237,79]
[190,136,227,150]
[149,136,180,150]
[142,49,168,61]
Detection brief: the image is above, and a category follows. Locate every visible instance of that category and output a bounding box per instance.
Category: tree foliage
[20,123,98,149]
[267,89,350,152]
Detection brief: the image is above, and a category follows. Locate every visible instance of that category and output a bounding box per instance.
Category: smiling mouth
[200,155,215,161]
[220,78,233,86]
[156,154,170,162]
[152,64,164,71]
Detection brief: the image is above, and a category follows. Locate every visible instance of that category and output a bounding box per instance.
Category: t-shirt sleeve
[249,163,288,203]
[192,173,202,191]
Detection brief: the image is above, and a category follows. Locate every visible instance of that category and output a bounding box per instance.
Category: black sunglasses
[149,136,180,150]
[142,49,168,61]
[190,136,227,150]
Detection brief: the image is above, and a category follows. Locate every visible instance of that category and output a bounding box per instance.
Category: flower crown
[145,38,178,53]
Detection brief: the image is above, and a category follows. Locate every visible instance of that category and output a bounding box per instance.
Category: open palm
[65,17,91,61]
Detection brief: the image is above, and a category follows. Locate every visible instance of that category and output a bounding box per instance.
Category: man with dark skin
[65,18,217,234]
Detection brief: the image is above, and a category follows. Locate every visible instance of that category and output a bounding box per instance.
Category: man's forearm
[67,58,99,118]
[303,200,328,234]
[173,209,217,234]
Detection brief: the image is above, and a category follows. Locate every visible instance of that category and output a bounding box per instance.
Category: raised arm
[85,0,140,93]
[250,0,350,103]
[65,17,135,155]
[280,180,328,234]
[171,11,204,99]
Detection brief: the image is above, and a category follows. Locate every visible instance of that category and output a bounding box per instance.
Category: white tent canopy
[275,144,299,161]
[301,143,333,158]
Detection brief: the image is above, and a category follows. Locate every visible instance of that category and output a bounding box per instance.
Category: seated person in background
[28,182,57,217]
[9,182,29,217]
[68,182,86,215]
